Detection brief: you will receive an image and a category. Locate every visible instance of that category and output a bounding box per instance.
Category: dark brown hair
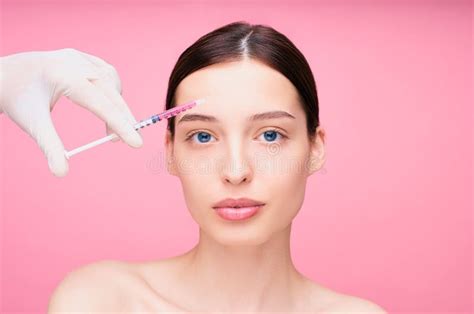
[165,21,319,141]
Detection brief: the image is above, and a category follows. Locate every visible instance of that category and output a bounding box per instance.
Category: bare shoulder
[308,282,387,313]
[47,259,139,313]
[326,294,387,313]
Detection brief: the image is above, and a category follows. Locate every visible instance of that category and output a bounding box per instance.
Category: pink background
[1,0,472,313]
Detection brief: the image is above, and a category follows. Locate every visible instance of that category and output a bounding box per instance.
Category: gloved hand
[0,48,143,177]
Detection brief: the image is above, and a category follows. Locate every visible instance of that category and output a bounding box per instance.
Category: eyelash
[184,129,288,145]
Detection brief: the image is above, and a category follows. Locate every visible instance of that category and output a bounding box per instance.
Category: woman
[48,21,386,313]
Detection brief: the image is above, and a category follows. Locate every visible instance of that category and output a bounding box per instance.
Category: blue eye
[185,129,287,145]
[258,130,285,142]
[186,131,216,144]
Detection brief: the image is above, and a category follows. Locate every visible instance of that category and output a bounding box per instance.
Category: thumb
[34,115,69,177]
[5,88,69,177]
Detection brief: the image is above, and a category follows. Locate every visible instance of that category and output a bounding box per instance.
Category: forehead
[174,59,302,117]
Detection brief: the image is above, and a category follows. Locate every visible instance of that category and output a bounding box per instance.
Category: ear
[306,126,326,177]
[165,130,178,176]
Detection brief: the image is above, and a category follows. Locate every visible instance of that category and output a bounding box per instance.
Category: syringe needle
[64,98,205,159]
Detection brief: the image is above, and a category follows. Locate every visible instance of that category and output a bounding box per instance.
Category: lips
[212,198,266,221]
[212,197,265,209]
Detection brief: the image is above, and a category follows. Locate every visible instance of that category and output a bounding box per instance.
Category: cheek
[255,156,306,200]
[254,139,310,178]
[179,175,215,224]
[174,144,217,175]
[259,145,309,218]
[175,159,218,213]
[261,175,306,234]
[178,165,213,205]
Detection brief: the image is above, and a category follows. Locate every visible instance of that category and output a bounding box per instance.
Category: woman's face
[166,59,325,246]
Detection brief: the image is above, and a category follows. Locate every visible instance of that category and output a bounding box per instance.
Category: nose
[220,145,253,185]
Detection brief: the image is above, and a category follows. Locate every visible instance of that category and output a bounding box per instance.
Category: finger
[73,52,134,141]
[106,124,120,142]
[77,52,138,127]
[64,78,143,148]
[77,50,110,68]
[77,51,122,93]
[33,114,69,177]
[92,79,137,143]
[92,78,138,125]
[6,99,69,177]
[91,77,142,143]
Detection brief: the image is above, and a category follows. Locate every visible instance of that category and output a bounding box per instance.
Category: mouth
[212,197,265,209]
[212,198,265,221]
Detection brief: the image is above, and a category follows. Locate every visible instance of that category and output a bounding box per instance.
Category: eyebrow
[177,110,296,125]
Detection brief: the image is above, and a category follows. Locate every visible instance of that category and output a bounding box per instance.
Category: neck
[176,223,308,312]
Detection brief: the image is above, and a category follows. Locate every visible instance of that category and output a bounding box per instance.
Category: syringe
[64,98,205,159]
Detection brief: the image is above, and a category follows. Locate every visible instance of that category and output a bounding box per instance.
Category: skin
[47,59,386,314]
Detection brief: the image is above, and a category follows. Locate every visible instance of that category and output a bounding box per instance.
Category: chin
[211,231,272,247]
[203,219,274,246]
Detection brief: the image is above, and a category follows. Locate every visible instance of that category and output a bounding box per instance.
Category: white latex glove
[0,48,143,177]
